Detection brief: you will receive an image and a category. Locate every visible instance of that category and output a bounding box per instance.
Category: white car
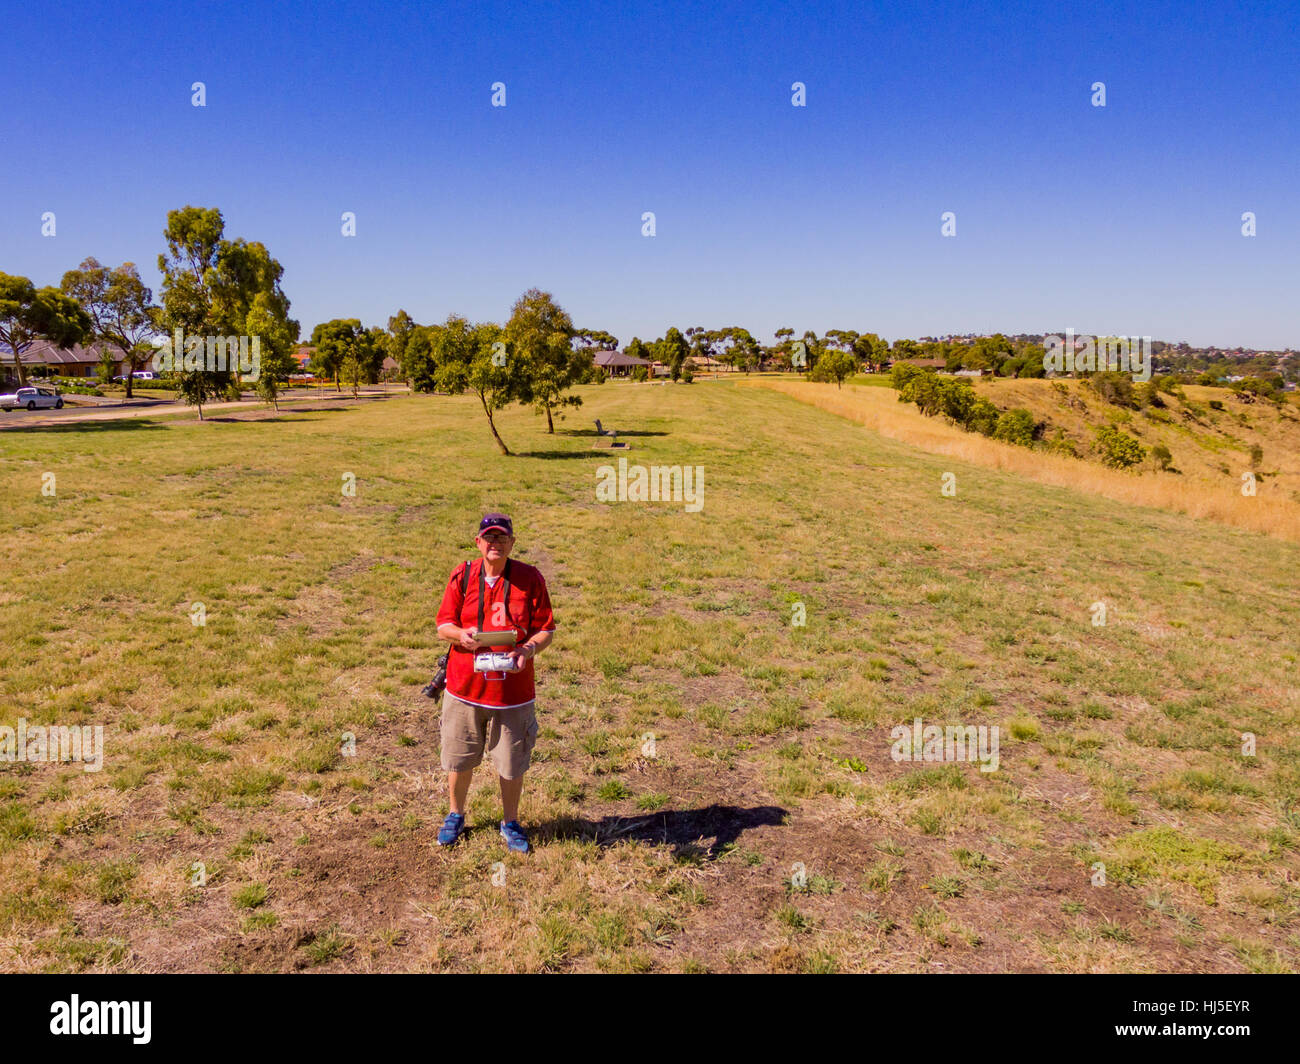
[0,386,64,411]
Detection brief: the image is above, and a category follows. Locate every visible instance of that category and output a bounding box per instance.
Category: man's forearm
[521,629,554,656]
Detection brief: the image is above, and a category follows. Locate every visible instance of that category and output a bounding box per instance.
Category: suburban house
[1,340,127,386]
[592,349,650,378]
[687,353,726,371]
[286,345,316,381]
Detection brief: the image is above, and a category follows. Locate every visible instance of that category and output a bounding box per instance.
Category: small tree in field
[809,347,857,388]
[506,288,583,433]
[339,328,386,399]
[310,319,362,393]
[249,292,300,410]
[96,345,117,385]
[176,369,221,417]
[432,316,519,455]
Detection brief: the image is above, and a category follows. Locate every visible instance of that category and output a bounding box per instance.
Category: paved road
[0,387,408,430]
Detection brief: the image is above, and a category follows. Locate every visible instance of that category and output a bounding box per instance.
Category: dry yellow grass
[744,378,1300,543]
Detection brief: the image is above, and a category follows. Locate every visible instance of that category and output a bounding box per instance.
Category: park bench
[593,418,627,448]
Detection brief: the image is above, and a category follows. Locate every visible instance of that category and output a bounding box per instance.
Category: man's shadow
[536,804,787,860]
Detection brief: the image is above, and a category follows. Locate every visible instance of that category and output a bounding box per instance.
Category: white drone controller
[474,651,518,673]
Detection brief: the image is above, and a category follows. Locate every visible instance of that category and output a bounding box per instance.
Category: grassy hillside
[974,377,1300,490]
[753,377,1300,543]
[1,382,1297,972]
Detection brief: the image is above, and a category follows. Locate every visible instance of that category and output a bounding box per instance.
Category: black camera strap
[477,558,512,632]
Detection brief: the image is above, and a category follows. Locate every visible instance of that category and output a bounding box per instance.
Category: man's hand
[507,643,535,671]
[457,627,483,652]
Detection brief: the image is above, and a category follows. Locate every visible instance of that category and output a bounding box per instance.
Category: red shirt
[436,558,555,709]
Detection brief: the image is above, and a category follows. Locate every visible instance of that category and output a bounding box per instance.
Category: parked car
[0,387,64,411]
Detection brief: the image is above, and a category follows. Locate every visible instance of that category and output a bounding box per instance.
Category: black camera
[422,652,450,699]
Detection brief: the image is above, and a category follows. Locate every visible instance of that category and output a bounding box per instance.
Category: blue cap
[478,513,513,536]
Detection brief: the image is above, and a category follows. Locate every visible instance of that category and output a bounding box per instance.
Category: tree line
[1,205,300,414]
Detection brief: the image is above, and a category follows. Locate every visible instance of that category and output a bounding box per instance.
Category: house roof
[891,357,947,368]
[593,349,649,367]
[1,339,113,365]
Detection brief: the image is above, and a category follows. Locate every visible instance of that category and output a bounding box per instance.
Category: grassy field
[1,381,1298,972]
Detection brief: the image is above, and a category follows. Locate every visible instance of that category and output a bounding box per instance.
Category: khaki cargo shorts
[440,692,538,779]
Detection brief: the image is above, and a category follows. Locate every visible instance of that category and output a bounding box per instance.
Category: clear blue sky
[3,0,1297,349]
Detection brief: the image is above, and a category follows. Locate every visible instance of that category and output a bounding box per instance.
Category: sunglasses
[480,532,511,542]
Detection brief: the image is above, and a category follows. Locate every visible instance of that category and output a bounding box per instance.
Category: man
[434,513,554,853]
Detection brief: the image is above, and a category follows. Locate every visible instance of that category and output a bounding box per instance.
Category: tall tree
[309,319,363,392]
[400,324,439,391]
[623,336,652,379]
[657,327,689,381]
[156,208,223,418]
[431,315,517,455]
[386,310,416,384]
[726,327,761,372]
[60,258,158,398]
[505,288,582,433]
[825,329,859,353]
[247,291,300,409]
[156,206,298,419]
[854,332,888,373]
[891,337,920,362]
[0,274,91,387]
[800,330,825,373]
[771,327,796,371]
[685,327,713,374]
[574,328,619,351]
[340,325,387,398]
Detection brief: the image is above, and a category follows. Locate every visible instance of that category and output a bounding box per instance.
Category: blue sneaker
[499,820,530,853]
[437,812,466,846]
